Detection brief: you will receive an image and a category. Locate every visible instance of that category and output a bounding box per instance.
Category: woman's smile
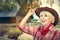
[41,19,46,23]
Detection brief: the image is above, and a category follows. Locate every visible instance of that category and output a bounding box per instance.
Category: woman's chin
[41,23,46,26]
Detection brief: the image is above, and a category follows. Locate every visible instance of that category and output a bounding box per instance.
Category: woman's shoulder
[53,28,60,34]
[54,28,60,33]
[49,27,60,34]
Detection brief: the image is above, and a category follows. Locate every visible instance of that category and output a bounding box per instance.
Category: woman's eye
[45,14,47,17]
[40,15,43,17]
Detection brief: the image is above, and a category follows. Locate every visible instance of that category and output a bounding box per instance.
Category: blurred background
[0,0,60,40]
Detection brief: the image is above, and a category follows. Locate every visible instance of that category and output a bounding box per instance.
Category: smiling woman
[17,7,60,40]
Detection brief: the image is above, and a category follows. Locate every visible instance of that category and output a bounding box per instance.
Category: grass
[55,25,60,28]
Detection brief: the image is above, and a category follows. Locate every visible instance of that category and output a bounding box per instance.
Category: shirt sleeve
[18,25,38,35]
[54,31,60,40]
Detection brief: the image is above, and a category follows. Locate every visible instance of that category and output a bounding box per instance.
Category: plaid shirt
[18,26,60,40]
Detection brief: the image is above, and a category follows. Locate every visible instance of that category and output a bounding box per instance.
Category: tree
[0,0,17,13]
[16,0,40,13]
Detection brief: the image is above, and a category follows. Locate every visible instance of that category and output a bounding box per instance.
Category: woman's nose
[41,16,45,19]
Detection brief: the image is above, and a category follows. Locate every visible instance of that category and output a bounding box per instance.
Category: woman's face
[39,11,54,26]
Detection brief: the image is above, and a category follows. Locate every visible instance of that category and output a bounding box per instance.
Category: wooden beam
[0,23,17,27]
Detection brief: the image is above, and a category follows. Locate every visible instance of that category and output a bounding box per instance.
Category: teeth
[42,20,45,22]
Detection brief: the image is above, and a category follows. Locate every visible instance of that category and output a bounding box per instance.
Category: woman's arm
[19,8,36,27]
[18,8,37,35]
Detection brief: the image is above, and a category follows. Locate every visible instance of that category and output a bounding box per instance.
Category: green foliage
[0,0,17,13]
[8,28,22,34]
[55,25,60,28]
[31,19,38,22]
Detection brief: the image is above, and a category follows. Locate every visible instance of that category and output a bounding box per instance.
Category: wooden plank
[0,23,17,26]
[0,17,16,23]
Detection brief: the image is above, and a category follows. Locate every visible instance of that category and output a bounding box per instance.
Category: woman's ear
[49,14,55,24]
[52,19,55,23]
[51,17,55,23]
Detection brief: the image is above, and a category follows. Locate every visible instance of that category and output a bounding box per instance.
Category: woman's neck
[43,23,53,30]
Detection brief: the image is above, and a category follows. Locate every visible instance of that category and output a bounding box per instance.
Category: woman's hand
[27,8,37,16]
[19,8,37,27]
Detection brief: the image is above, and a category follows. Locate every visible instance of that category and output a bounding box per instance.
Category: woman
[18,7,60,40]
